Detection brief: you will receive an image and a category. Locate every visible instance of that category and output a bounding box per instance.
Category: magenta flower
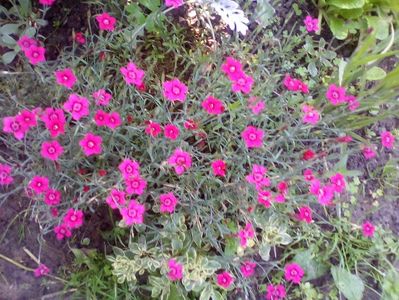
[44,189,62,206]
[167,259,183,281]
[283,75,299,91]
[120,199,145,225]
[106,189,126,209]
[94,110,108,126]
[74,32,86,44]
[231,73,254,94]
[221,57,243,81]
[167,148,192,175]
[304,16,319,32]
[54,224,72,240]
[29,176,49,194]
[246,164,270,190]
[55,68,77,89]
[125,174,147,195]
[19,110,37,128]
[79,132,103,156]
[326,84,346,105]
[163,124,180,140]
[381,131,395,149]
[17,35,37,51]
[63,94,90,121]
[202,96,225,115]
[302,104,320,125]
[303,169,314,181]
[248,97,265,115]
[105,111,122,130]
[39,0,56,5]
[47,118,65,137]
[184,119,198,130]
[34,264,50,277]
[25,45,46,65]
[93,89,112,106]
[330,173,346,193]
[346,95,360,111]
[118,158,140,179]
[41,108,66,137]
[41,140,64,161]
[145,120,162,137]
[211,160,226,177]
[266,284,286,300]
[96,12,116,31]
[165,0,184,9]
[362,146,376,160]
[310,180,335,206]
[257,190,272,208]
[163,78,188,103]
[284,263,304,284]
[216,271,234,289]
[297,206,312,223]
[240,261,256,278]
[160,192,178,213]
[238,223,255,248]
[63,208,84,229]
[120,62,145,87]
[362,221,375,237]
[2,115,28,140]
[241,126,264,149]
[0,163,13,185]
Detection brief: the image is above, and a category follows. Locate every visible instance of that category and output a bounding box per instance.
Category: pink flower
[79,132,102,156]
[0,163,13,185]
[34,264,50,277]
[63,94,90,121]
[362,146,376,160]
[25,45,46,65]
[120,62,145,87]
[2,115,28,140]
[145,121,162,137]
[106,189,126,209]
[167,148,192,175]
[266,284,286,300]
[96,12,116,31]
[232,73,254,94]
[326,84,346,105]
[17,35,37,51]
[105,112,122,129]
[304,16,319,32]
[164,124,180,140]
[94,110,108,126]
[346,95,360,111]
[221,57,243,81]
[238,223,255,247]
[41,108,66,137]
[118,158,140,179]
[274,193,286,203]
[330,173,346,193]
[297,206,312,223]
[241,126,264,148]
[165,0,184,9]
[302,104,320,125]
[211,160,226,177]
[184,119,198,130]
[163,78,188,103]
[216,271,234,289]
[74,32,86,44]
[47,119,65,137]
[63,208,84,229]
[125,174,147,195]
[28,176,49,194]
[240,261,256,278]
[18,110,37,128]
[277,181,288,194]
[160,192,178,213]
[44,189,61,206]
[39,0,55,5]
[283,75,299,91]
[362,221,375,237]
[310,180,334,205]
[257,190,272,208]
[54,224,72,240]
[303,169,314,181]
[248,97,265,115]
[246,164,270,190]
[54,68,77,89]
[167,259,183,281]
[284,263,304,284]
[93,89,112,106]
[41,140,64,161]
[381,131,395,149]
[202,96,225,115]
[120,199,145,225]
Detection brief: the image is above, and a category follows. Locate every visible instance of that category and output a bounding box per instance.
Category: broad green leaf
[0,24,19,35]
[259,244,271,261]
[2,34,16,45]
[367,16,390,40]
[366,66,387,81]
[326,0,365,9]
[328,17,348,40]
[224,237,238,256]
[2,51,17,64]
[139,0,160,11]
[199,284,212,300]
[255,0,275,27]
[331,266,365,300]
[293,250,328,281]
[308,61,318,77]
[126,3,146,25]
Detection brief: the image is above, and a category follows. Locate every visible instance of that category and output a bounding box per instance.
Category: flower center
[11,122,20,131]
[128,71,136,79]
[128,209,137,217]
[131,180,139,188]
[172,86,181,95]
[238,78,245,85]
[249,133,257,141]
[48,146,55,154]
[253,173,263,182]
[52,124,59,130]
[0,171,6,179]
[176,156,186,165]
[37,182,42,187]
[229,66,236,72]
[23,41,30,47]
[32,52,39,58]
[164,198,171,206]
[126,166,133,173]
[63,75,69,81]
[49,193,55,200]
[73,102,82,112]
[87,141,95,148]
[103,19,110,25]
[332,91,339,99]
[70,215,77,222]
